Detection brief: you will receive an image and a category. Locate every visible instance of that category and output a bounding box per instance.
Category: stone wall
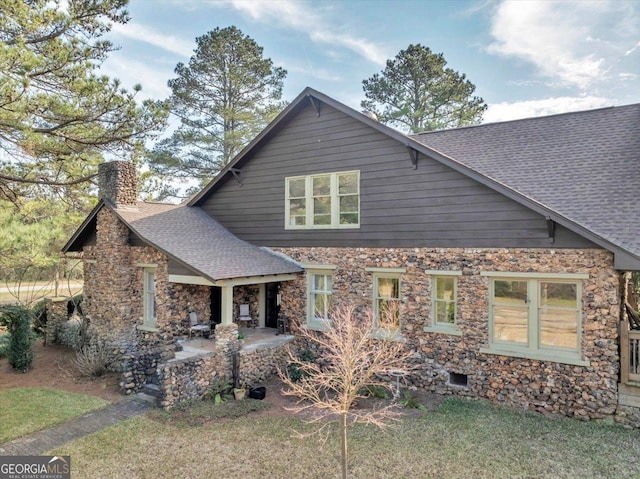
[276,246,624,422]
[239,342,290,387]
[234,284,260,325]
[44,297,69,345]
[98,161,137,207]
[158,352,223,408]
[83,207,211,379]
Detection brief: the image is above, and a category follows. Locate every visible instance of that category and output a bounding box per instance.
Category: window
[424,271,461,335]
[484,274,586,364]
[285,171,360,229]
[308,271,333,326]
[143,268,157,327]
[373,273,401,331]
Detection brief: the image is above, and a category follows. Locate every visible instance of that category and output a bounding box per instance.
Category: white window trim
[372,270,402,335]
[285,171,360,230]
[141,266,158,330]
[306,269,334,330]
[483,275,588,366]
[424,273,462,336]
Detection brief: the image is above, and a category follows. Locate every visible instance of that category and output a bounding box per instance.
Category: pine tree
[361,44,486,133]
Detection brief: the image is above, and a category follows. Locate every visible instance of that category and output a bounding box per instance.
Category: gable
[197,100,598,250]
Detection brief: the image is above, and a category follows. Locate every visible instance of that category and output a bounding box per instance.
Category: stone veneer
[83,207,211,391]
[44,297,69,345]
[275,246,627,423]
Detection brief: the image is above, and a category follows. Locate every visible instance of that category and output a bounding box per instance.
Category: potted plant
[233,385,246,400]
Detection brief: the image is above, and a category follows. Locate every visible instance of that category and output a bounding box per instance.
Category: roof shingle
[410,104,640,258]
[115,202,302,281]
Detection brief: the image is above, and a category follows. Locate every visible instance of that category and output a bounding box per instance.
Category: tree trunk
[340,412,348,479]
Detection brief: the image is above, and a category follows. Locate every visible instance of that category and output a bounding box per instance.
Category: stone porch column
[44,297,68,345]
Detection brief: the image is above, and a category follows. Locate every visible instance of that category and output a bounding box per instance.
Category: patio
[174,327,294,361]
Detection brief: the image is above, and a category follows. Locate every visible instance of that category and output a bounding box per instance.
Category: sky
[100,0,640,124]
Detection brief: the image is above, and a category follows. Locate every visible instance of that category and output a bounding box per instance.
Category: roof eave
[61,199,105,253]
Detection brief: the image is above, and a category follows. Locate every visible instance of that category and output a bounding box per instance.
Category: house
[64,88,640,425]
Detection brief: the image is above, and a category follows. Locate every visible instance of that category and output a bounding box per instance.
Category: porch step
[135,392,159,406]
[142,383,161,399]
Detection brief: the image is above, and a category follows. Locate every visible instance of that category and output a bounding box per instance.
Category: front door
[265,283,280,328]
[210,287,222,326]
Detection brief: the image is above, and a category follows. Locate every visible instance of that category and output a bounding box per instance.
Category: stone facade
[158,352,223,408]
[276,246,626,422]
[98,161,138,207]
[239,342,290,387]
[44,297,69,345]
[234,285,260,325]
[82,207,212,390]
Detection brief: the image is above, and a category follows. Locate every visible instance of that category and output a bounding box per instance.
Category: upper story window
[285,171,360,229]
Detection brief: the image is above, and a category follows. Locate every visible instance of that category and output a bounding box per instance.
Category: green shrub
[360,384,390,399]
[57,317,84,351]
[0,305,35,372]
[286,348,315,382]
[0,333,9,359]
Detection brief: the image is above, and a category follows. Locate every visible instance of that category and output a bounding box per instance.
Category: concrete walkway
[0,396,152,456]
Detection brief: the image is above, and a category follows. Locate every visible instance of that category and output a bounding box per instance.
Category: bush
[74,340,110,378]
[57,317,84,351]
[286,348,315,382]
[0,305,35,372]
[0,333,9,359]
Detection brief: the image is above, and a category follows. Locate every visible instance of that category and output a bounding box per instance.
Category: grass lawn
[53,398,640,479]
[0,388,108,443]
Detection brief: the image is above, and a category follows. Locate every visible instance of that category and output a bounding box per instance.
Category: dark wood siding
[199,103,598,249]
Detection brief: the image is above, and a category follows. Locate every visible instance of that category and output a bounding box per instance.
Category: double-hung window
[285,171,359,229]
[369,269,404,332]
[424,271,462,335]
[482,273,588,365]
[305,266,335,329]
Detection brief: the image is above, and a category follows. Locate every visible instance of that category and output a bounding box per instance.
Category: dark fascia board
[187,86,640,269]
[62,199,104,253]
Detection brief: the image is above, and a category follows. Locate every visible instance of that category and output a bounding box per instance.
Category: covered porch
[168,271,299,332]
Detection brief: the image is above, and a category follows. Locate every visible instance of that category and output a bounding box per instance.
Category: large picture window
[485,274,585,364]
[285,171,359,229]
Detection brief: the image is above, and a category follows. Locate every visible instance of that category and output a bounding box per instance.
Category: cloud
[283,64,343,82]
[626,40,640,56]
[487,1,637,91]
[484,96,614,123]
[111,22,193,58]
[99,57,172,101]
[221,0,390,65]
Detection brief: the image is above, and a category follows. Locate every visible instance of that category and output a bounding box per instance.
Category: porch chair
[189,311,211,339]
[238,304,255,328]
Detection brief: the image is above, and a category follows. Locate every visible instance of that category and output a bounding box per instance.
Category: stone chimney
[98,161,138,207]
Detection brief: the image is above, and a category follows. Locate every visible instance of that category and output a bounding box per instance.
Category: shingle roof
[114,202,302,281]
[410,104,640,258]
